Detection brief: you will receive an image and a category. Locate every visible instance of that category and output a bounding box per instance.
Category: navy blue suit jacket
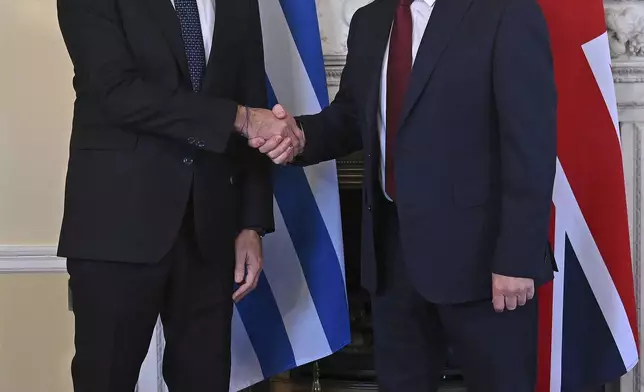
[298,0,557,303]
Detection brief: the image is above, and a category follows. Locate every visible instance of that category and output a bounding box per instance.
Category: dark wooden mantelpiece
[336,151,364,189]
[325,55,365,190]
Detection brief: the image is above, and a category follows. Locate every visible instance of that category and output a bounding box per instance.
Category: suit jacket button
[183,157,194,165]
[196,140,205,148]
[187,137,196,145]
[367,205,372,211]
[229,176,234,185]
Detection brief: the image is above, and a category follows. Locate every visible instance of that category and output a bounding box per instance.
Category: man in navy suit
[250,0,557,390]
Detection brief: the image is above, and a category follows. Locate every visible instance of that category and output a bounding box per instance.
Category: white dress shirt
[378,0,436,200]
[169,0,216,64]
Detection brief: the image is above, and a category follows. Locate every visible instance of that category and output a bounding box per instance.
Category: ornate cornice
[324,55,346,87]
[613,63,644,83]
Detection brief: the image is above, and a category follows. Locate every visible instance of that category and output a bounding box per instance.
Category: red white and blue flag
[536,0,639,390]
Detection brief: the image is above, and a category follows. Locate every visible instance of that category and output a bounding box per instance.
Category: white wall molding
[0,245,165,391]
[0,245,65,273]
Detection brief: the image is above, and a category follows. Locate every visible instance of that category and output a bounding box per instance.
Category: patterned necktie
[385,0,414,200]
[174,0,206,92]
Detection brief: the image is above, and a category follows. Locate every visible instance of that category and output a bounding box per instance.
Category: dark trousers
[67,201,235,392]
[371,201,538,392]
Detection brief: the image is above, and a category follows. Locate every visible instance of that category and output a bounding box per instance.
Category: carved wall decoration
[317,0,373,56]
[341,0,373,26]
[607,6,644,59]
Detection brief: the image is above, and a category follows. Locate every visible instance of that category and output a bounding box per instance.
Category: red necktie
[385,0,413,200]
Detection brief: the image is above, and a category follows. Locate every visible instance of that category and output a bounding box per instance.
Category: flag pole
[311,361,322,392]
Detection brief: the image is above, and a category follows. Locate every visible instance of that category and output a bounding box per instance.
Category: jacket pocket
[452,177,491,207]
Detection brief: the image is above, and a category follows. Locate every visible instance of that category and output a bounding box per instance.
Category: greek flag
[229,0,351,390]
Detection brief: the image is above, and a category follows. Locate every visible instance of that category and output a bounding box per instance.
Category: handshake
[236,104,304,165]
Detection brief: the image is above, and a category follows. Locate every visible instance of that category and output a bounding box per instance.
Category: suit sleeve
[236,0,275,234]
[491,0,557,278]
[295,10,363,165]
[57,0,238,154]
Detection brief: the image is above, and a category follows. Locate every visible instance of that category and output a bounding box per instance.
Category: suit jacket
[298,0,557,303]
[57,0,274,264]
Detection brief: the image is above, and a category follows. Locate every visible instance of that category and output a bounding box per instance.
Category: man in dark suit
[57,0,302,390]
[251,0,557,390]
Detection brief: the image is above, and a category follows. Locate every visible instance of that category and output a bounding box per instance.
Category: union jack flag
[535,0,639,390]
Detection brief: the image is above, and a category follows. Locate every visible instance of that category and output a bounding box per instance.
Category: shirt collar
[417,0,437,6]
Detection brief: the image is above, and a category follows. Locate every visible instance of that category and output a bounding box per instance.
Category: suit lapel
[141,0,190,79]
[364,0,397,133]
[400,0,473,124]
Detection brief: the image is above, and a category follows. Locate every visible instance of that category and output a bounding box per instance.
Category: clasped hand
[244,104,303,164]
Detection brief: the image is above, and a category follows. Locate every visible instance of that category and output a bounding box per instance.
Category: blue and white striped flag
[229,1,351,390]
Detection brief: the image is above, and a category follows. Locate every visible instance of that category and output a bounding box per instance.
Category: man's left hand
[232,229,263,302]
[491,273,535,312]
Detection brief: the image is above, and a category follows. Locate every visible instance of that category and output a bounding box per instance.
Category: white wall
[0,1,75,391]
